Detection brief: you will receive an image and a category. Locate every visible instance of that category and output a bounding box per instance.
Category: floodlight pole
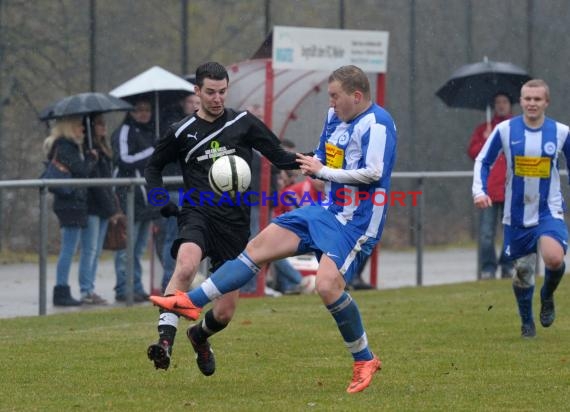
[181,0,189,75]
[89,0,96,92]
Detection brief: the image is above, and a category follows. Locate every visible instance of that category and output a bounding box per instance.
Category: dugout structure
[226,26,390,297]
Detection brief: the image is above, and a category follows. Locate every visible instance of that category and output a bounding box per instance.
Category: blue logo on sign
[276,48,293,62]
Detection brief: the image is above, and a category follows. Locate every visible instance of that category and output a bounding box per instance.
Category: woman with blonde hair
[44,115,97,306]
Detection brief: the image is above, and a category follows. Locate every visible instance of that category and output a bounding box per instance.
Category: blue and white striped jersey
[314,105,398,239]
[473,115,570,227]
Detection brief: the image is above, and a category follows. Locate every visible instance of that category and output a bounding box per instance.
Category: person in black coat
[155,92,201,292]
[111,99,158,301]
[78,114,117,305]
[42,115,97,306]
[144,62,302,374]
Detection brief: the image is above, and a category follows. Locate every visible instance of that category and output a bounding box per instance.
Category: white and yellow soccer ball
[208,155,251,196]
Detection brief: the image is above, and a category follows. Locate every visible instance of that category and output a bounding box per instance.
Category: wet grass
[1,279,569,411]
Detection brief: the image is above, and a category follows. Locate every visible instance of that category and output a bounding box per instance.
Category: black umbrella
[39,92,133,120]
[436,58,532,125]
[39,92,133,149]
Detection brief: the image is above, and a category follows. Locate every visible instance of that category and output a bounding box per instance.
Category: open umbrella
[436,57,532,125]
[39,92,133,149]
[109,66,195,139]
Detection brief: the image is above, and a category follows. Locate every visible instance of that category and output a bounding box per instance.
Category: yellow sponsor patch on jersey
[325,143,344,169]
[514,156,551,178]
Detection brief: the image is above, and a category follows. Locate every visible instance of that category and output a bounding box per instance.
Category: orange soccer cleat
[150,290,202,320]
[346,354,382,394]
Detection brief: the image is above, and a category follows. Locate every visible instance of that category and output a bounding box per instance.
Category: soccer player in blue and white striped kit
[473,79,570,338]
[151,65,397,393]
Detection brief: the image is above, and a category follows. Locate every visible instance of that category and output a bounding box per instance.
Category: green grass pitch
[1,279,569,411]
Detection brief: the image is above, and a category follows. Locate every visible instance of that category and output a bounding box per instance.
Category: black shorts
[172,207,251,271]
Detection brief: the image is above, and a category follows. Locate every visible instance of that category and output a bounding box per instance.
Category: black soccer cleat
[147,340,172,370]
[521,321,536,338]
[187,326,216,376]
[540,295,555,328]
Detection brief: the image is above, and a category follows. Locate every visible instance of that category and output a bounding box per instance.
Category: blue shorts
[272,206,378,283]
[502,217,568,261]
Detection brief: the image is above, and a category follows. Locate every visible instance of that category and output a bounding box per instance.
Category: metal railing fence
[0,172,477,316]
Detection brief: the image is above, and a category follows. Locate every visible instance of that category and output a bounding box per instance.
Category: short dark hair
[195,62,229,87]
[493,92,514,105]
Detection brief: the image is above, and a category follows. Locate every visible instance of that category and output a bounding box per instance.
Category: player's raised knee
[513,254,537,287]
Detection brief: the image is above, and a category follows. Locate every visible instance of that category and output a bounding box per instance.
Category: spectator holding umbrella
[111,98,158,302]
[467,93,515,280]
[436,58,531,279]
[109,66,197,294]
[79,114,117,304]
[42,115,97,306]
[39,92,132,306]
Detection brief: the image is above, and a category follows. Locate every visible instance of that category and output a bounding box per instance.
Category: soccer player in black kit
[145,62,302,375]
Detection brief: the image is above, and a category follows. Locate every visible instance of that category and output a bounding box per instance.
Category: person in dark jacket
[42,115,97,306]
[155,92,201,292]
[79,114,117,304]
[111,99,157,302]
[145,62,303,375]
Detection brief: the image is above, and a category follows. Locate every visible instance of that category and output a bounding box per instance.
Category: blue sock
[513,285,534,325]
[326,292,372,361]
[188,252,260,307]
[541,262,565,299]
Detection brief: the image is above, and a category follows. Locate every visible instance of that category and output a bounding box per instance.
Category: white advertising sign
[272,26,389,73]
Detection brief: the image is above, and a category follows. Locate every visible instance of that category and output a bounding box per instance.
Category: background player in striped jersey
[151,65,397,393]
[473,79,570,338]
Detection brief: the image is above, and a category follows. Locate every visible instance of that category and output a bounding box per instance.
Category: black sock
[542,262,565,298]
[190,309,228,343]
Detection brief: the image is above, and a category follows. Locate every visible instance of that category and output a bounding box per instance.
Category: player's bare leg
[148,243,202,370]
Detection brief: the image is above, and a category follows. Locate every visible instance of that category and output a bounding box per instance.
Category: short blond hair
[522,79,550,101]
